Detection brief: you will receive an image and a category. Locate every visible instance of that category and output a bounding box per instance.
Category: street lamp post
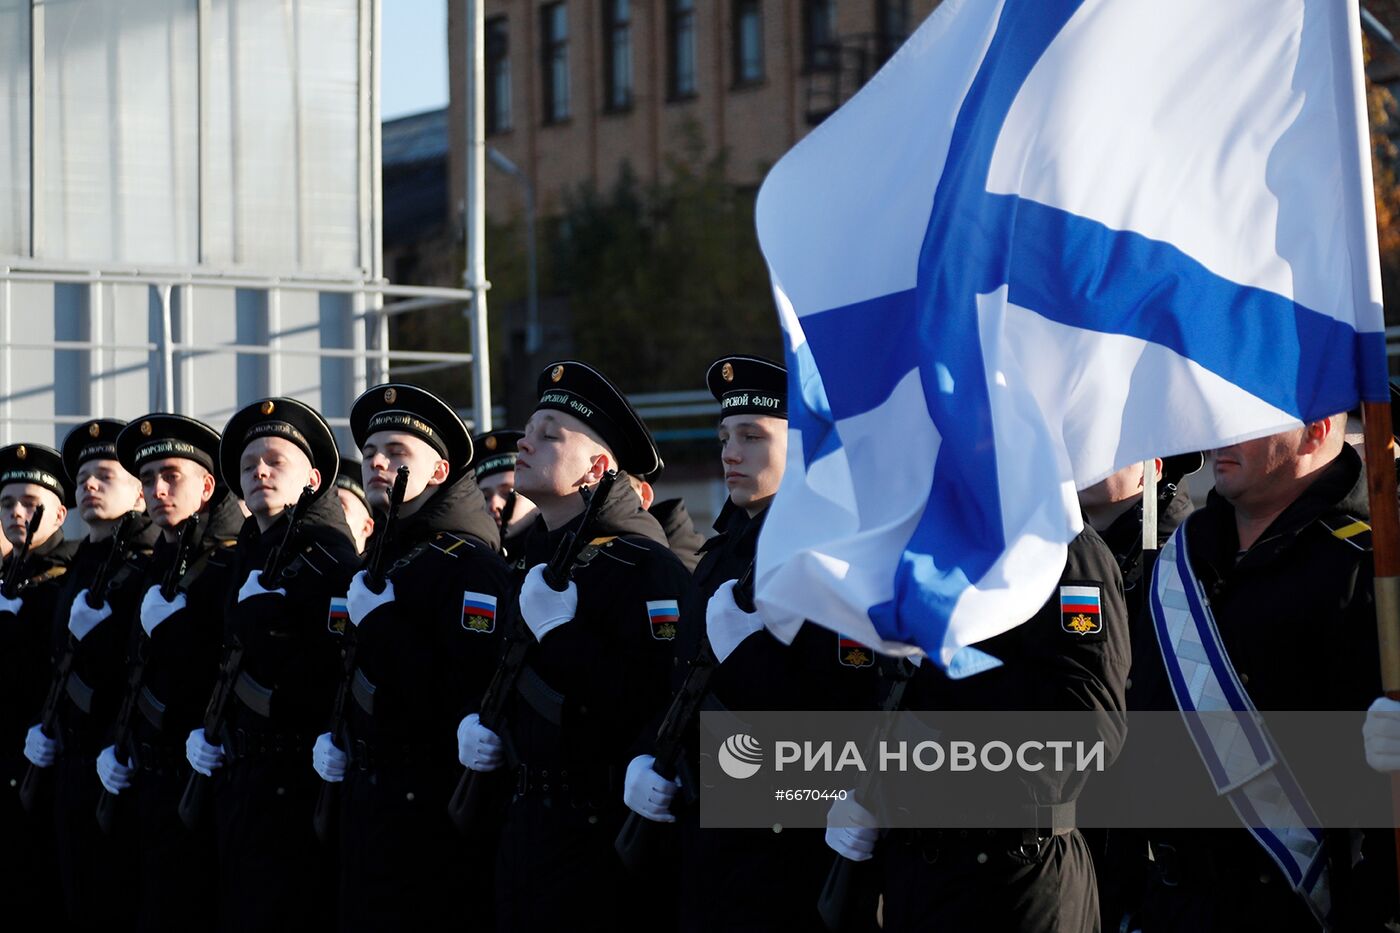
[487,147,540,355]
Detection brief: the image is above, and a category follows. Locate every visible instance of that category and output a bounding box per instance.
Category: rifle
[95,513,201,833]
[0,503,44,600]
[177,486,315,830]
[816,658,915,932]
[447,470,618,834]
[313,467,408,843]
[20,512,134,813]
[615,559,755,871]
[499,490,518,536]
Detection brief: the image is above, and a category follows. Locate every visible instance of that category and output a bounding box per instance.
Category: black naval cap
[62,419,128,483]
[116,414,221,478]
[706,355,788,419]
[470,429,523,481]
[335,455,368,506]
[350,383,474,485]
[219,398,340,500]
[534,360,661,477]
[0,442,74,505]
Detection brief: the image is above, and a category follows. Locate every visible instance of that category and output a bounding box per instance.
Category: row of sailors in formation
[1,353,1399,932]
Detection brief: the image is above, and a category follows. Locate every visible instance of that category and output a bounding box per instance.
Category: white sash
[1149,523,1330,927]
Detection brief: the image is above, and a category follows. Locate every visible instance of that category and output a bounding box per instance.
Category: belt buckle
[515,764,528,797]
[353,739,371,772]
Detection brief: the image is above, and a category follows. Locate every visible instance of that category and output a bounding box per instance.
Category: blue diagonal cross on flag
[754,0,1387,673]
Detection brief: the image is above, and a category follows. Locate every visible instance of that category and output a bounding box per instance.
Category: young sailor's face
[76,458,143,523]
[718,414,787,514]
[239,436,318,520]
[515,411,607,501]
[0,483,63,547]
[139,457,212,531]
[360,431,445,510]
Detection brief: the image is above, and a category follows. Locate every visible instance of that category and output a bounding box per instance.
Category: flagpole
[1361,401,1400,889]
[1142,460,1158,555]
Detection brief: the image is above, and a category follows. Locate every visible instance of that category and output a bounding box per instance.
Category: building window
[485,16,511,134]
[802,0,836,73]
[603,0,633,111]
[875,0,910,63]
[732,0,763,86]
[541,2,570,124]
[667,0,696,101]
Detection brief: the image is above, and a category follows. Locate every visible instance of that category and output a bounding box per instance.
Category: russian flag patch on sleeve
[327,597,350,636]
[462,591,498,634]
[1059,585,1102,636]
[646,599,679,641]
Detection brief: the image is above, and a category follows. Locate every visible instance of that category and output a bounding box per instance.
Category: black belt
[131,741,183,775]
[512,762,615,809]
[895,801,1076,859]
[225,728,311,760]
[346,738,443,772]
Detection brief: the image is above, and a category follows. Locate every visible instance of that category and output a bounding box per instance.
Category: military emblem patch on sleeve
[838,635,873,668]
[646,599,679,640]
[327,597,350,636]
[461,591,498,634]
[1059,585,1103,636]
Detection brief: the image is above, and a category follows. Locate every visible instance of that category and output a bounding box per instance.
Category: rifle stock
[22,511,135,813]
[448,471,617,834]
[816,660,914,932]
[615,559,753,872]
[313,466,408,844]
[96,514,201,834]
[178,486,315,829]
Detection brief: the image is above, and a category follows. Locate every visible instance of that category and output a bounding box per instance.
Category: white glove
[23,724,57,768]
[237,570,287,604]
[706,580,765,663]
[0,592,23,616]
[67,590,113,641]
[825,792,879,862]
[1364,696,1400,772]
[456,713,504,772]
[346,572,396,627]
[623,754,679,823]
[185,727,226,777]
[312,732,347,783]
[518,564,577,642]
[96,745,133,795]
[140,586,187,636]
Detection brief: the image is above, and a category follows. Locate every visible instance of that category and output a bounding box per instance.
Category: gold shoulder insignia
[1323,515,1372,552]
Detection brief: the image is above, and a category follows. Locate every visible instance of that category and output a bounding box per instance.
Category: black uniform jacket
[900,523,1131,813]
[650,497,707,573]
[1,532,76,778]
[1133,446,1393,896]
[221,493,358,739]
[51,515,159,753]
[347,475,512,747]
[505,478,696,787]
[130,490,246,746]
[685,501,882,713]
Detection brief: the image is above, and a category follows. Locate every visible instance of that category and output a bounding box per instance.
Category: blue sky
[382,0,449,120]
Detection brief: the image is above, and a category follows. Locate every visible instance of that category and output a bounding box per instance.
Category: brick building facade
[448,0,941,223]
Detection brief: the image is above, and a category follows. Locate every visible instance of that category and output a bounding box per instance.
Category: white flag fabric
[753,0,1386,675]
